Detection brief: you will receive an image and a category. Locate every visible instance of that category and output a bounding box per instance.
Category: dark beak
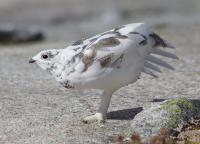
[29,59,36,63]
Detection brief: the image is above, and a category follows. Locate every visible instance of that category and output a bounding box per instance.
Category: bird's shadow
[107,107,143,120]
[107,99,200,120]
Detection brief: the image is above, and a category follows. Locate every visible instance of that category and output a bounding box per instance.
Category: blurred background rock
[0,0,199,42]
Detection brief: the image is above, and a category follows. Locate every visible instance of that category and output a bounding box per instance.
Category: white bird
[29,23,179,123]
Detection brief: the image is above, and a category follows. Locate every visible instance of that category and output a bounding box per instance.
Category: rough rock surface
[130,98,198,143]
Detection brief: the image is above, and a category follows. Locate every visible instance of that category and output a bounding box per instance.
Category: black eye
[42,55,48,59]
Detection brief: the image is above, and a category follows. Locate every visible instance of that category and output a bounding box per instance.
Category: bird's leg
[83,90,113,124]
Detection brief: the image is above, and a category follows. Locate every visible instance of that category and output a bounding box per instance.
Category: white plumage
[29,23,179,123]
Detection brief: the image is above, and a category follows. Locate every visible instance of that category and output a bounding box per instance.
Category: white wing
[59,23,178,90]
[80,23,178,77]
[61,23,178,90]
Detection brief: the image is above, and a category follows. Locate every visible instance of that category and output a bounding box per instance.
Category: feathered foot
[82,90,114,124]
[83,113,105,124]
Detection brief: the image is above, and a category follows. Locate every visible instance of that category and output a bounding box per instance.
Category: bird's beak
[29,58,36,63]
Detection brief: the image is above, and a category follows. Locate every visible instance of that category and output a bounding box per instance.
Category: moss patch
[125,127,131,138]
[154,98,198,127]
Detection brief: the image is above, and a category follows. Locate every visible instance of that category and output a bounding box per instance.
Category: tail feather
[153,49,179,60]
[145,55,175,70]
[149,32,167,47]
[150,32,178,49]
[144,61,162,73]
[165,43,178,49]
[141,67,158,78]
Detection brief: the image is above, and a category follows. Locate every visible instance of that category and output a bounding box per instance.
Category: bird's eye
[42,55,48,59]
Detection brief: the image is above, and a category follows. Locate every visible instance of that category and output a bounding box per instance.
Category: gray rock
[0,25,44,43]
[130,98,198,143]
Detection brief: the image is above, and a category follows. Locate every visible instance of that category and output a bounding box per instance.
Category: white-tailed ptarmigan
[29,23,179,123]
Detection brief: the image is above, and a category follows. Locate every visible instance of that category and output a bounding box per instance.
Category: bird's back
[56,23,178,91]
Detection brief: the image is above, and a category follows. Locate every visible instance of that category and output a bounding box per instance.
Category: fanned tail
[142,32,179,77]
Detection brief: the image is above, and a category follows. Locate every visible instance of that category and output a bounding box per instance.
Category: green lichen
[125,127,131,138]
[154,98,198,128]
[154,121,159,125]
[161,119,167,123]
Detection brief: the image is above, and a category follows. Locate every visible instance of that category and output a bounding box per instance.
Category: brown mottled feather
[97,53,114,68]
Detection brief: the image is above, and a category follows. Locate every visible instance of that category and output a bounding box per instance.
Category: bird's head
[29,49,61,70]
